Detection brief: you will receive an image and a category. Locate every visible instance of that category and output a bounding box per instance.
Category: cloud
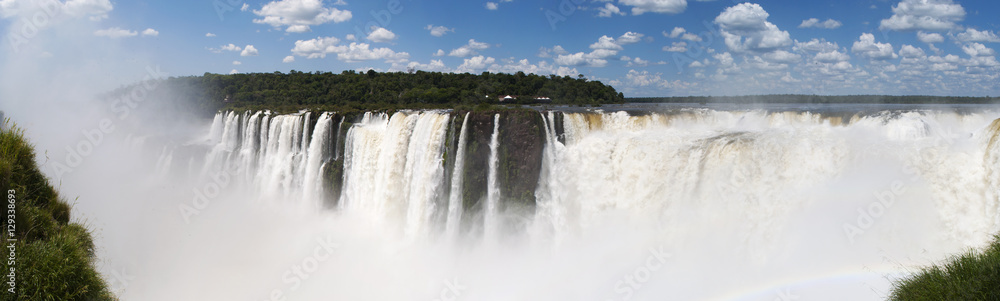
[616,32,644,45]
[94,27,137,38]
[814,50,851,62]
[282,55,295,63]
[917,31,945,43]
[63,0,113,21]
[590,35,623,50]
[664,27,686,38]
[799,18,842,29]
[141,28,159,37]
[898,45,926,58]
[211,43,242,53]
[240,45,259,56]
[345,34,357,41]
[230,69,239,74]
[625,56,652,67]
[449,39,490,57]
[232,60,241,65]
[253,0,352,33]
[662,42,687,52]
[618,0,687,15]
[537,45,569,58]
[433,49,445,56]
[456,55,495,72]
[291,36,340,58]
[485,2,498,10]
[290,36,409,63]
[714,3,791,52]
[879,0,965,31]
[962,43,995,57]
[794,38,839,53]
[425,25,454,37]
[597,3,626,17]
[852,33,897,60]
[485,58,580,77]
[554,46,618,67]
[663,27,701,41]
[954,28,1000,43]
[761,50,801,64]
[335,43,409,63]
[205,33,216,37]
[366,27,397,43]
[401,59,449,72]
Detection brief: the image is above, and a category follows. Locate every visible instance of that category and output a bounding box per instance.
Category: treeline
[106,70,624,112]
[629,95,1000,104]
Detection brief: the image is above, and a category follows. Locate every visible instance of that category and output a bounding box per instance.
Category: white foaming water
[104,107,1000,301]
[484,113,501,241]
[339,111,451,238]
[446,112,471,239]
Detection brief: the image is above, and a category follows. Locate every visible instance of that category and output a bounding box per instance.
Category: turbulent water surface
[77,104,1000,300]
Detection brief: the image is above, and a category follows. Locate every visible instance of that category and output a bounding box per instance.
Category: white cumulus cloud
[852,33,897,60]
[879,0,965,31]
[799,18,842,29]
[618,0,687,15]
[425,25,454,37]
[253,0,352,33]
[955,28,1000,43]
[714,3,791,52]
[449,39,490,57]
[597,3,626,17]
[94,27,137,38]
[241,45,259,56]
[366,27,397,43]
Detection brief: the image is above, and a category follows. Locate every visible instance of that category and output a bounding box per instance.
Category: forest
[105,70,625,112]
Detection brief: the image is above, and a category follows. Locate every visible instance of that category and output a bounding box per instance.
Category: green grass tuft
[1,118,114,300]
[889,234,1000,300]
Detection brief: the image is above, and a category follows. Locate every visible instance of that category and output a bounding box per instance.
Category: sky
[1,0,1000,97]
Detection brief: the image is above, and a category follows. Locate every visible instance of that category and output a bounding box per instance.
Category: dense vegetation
[0,119,114,300]
[889,235,1000,300]
[629,95,1000,104]
[106,70,625,113]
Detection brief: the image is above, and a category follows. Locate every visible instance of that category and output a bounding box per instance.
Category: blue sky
[2,0,1000,96]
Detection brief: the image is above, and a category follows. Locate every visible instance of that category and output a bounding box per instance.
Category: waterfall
[446,112,471,238]
[303,112,333,206]
[334,116,345,160]
[339,111,451,237]
[484,113,502,240]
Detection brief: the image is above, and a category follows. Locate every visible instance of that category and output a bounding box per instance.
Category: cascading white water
[140,107,1000,301]
[446,112,471,238]
[484,113,501,240]
[334,116,345,160]
[339,111,451,237]
[303,112,333,206]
